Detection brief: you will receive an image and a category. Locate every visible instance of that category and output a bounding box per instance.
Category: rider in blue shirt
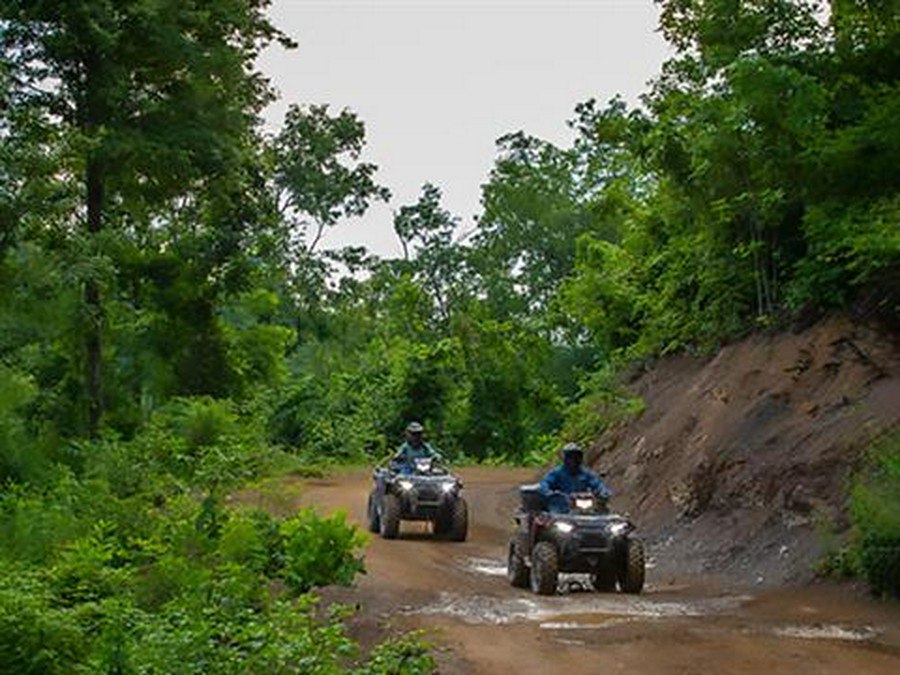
[539,443,611,512]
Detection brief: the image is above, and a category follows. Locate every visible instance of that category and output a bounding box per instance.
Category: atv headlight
[574,497,594,511]
[554,521,575,534]
[440,481,457,493]
[609,522,628,537]
[398,480,414,492]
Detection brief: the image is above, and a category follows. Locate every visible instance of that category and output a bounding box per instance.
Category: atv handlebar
[544,491,608,512]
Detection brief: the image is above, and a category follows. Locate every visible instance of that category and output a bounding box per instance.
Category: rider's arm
[393,443,409,461]
[539,468,560,496]
[588,471,611,500]
[388,444,408,471]
[426,443,443,460]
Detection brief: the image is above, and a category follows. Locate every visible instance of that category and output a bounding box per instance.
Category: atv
[367,456,468,541]
[507,484,645,595]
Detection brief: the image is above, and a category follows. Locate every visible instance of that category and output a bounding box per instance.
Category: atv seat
[519,483,543,512]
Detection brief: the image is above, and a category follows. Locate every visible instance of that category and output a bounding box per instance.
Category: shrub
[279,508,367,594]
[49,521,132,606]
[561,364,645,445]
[0,365,49,484]
[0,563,91,675]
[359,633,437,675]
[848,433,900,598]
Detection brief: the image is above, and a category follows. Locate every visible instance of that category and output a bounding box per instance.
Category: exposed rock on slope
[592,317,900,587]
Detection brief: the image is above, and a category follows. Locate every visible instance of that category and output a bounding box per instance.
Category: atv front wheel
[618,537,645,594]
[380,494,401,540]
[366,493,380,534]
[448,497,468,542]
[591,565,617,592]
[433,513,449,538]
[507,539,529,588]
[530,541,559,595]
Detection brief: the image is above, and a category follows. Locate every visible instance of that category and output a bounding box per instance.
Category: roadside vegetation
[0,2,898,668]
[846,434,900,598]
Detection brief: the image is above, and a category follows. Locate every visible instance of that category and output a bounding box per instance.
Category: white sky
[258,0,671,258]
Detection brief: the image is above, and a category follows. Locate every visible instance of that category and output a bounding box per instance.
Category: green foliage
[0,560,417,674]
[76,397,271,493]
[561,365,646,445]
[560,237,643,356]
[279,509,366,594]
[358,633,437,675]
[1,0,294,435]
[789,196,900,312]
[0,564,90,675]
[267,300,568,464]
[0,459,420,674]
[0,364,46,483]
[272,103,391,268]
[848,433,900,598]
[50,521,133,606]
[221,292,296,395]
[2,0,898,657]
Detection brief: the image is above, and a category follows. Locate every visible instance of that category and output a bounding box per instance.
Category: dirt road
[291,467,900,674]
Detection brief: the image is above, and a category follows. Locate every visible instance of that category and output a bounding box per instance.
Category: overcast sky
[257,0,671,258]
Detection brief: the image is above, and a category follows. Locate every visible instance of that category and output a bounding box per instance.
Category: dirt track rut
[292,467,900,674]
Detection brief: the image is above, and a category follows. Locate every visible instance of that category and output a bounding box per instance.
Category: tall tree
[273,104,390,255]
[393,183,468,324]
[1,0,290,435]
[474,132,585,317]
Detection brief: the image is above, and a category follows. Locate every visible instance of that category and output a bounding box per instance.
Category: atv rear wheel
[380,494,401,540]
[591,565,617,592]
[366,493,380,534]
[507,539,529,588]
[448,497,468,542]
[530,541,558,595]
[618,537,645,594]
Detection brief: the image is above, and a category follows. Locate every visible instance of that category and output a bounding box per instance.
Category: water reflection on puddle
[464,558,508,577]
[445,557,883,644]
[540,618,635,630]
[773,624,879,642]
[410,591,751,625]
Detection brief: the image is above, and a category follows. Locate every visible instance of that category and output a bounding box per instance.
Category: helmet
[561,442,583,457]
[406,421,424,434]
[561,442,584,472]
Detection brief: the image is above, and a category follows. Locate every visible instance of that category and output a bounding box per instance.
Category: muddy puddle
[463,558,507,577]
[410,589,751,625]
[770,624,881,642]
[428,556,887,646]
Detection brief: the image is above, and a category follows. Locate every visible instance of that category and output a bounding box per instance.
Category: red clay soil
[591,315,900,587]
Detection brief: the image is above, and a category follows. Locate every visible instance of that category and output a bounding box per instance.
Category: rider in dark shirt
[391,421,440,474]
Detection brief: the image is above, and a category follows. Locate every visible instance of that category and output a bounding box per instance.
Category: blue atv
[367,457,468,541]
[507,484,645,595]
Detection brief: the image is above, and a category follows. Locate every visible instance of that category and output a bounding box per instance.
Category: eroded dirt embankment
[590,316,900,586]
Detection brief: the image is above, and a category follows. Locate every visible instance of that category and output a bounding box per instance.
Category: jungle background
[0,0,898,672]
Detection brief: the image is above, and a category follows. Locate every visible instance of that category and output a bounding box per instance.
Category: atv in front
[507,485,644,595]
[367,457,468,541]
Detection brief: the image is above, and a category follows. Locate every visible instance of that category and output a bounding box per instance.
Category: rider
[539,442,611,512]
[391,421,440,474]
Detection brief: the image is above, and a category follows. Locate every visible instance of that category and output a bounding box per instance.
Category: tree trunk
[86,159,104,437]
[81,39,109,439]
